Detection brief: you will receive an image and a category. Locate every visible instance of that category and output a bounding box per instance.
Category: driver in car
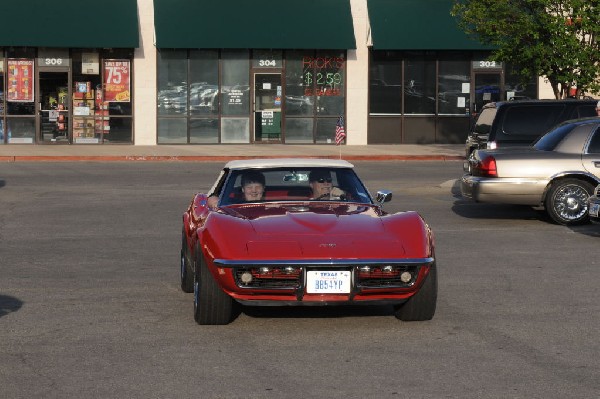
[309,170,345,200]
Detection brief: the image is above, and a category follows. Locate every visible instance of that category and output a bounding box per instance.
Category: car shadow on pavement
[0,180,5,189]
[242,304,395,320]
[451,199,544,221]
[0,294,23,318]
[568,223,600,237]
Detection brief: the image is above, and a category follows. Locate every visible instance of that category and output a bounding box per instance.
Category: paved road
[1,161,598,399]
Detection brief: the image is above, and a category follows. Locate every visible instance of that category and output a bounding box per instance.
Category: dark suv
[465,99,598,157]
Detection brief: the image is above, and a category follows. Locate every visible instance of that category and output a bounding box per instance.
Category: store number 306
[44,58,64,66]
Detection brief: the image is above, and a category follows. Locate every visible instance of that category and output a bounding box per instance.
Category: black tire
[193,246,238,325]
[545,179,593,225]
[394,264,437,321]
[180,230,193,293]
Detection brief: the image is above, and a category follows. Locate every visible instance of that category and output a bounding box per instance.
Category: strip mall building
[0,0,552,146]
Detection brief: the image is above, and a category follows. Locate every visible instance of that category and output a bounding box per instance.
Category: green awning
[0,0,139,48]
[367,0,489,50]
[154,0,356,49]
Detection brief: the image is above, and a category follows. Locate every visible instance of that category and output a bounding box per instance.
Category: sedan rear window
[533,123,576,151]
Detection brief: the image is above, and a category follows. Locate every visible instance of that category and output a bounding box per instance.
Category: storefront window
[190,118,218,143]
[315,117,337,144]
[285,50,313,117]
[284,118,313,143]
[0,57,4,143]
[156,49,348,144]
[158,50,188,116]
[6,58,35,116]
[69,50,133,144]
[158,117,187,144]
[189,50,219,143]
[7,118,35,143]
[369,51,402,114]
[505,65,537,101]
[404,52,436,115]
[315,50,346,117]
[221,50,249,117]
[438,57,470,115]
[221,117,249,143]
[190,50,219,117]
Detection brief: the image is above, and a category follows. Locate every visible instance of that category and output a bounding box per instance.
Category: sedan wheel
[545,179,593,225]
[193,247,238,325]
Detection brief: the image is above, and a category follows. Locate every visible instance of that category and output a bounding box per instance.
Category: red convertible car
[181,159,437,324]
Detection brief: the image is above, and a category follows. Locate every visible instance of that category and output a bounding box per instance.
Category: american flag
[335,115,346,145]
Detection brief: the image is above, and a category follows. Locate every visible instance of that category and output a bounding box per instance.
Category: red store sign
[7,59,34,102]
[104,60,130,102]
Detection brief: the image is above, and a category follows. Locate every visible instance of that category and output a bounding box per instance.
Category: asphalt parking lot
[1,161,598,399]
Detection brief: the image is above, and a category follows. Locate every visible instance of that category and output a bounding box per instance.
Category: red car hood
[212,203,407,259]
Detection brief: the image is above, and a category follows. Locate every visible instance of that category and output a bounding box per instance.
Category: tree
[451,0,600,99]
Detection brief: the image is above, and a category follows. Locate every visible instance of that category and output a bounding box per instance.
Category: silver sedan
[461,118,600,225]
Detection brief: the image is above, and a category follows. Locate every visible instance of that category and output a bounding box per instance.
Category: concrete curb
[0,155,465,162]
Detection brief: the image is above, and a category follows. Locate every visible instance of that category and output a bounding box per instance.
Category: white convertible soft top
[225,158,354,170]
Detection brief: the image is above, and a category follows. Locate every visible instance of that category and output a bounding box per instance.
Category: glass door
[253,73,282,142]
[473,73,501,116]
[37,71,69,143]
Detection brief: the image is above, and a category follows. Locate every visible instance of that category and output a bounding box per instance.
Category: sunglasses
[315,177,332,183]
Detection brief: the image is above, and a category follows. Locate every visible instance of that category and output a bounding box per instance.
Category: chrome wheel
[553,184,588,220]
[545,179,593,225]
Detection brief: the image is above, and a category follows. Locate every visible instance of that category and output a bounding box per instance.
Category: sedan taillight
[474,155,497,177]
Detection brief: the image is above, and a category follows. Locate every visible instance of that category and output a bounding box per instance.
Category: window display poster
[104,60,130,102]
[82,52,99,75]
[7,59,34,102]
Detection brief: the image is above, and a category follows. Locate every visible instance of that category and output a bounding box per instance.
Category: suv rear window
[567,104,597,119]
[473,107,496,135]
[501,105,565,137]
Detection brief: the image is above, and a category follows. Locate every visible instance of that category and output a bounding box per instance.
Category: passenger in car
[238,171,265,202]
[596,100,600,116]
[207,171,265,208]
[309,170,345,200]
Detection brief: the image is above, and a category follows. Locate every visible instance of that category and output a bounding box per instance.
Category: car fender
[542,172,600,202]
[380,211,434,259]
[195,211,255,262]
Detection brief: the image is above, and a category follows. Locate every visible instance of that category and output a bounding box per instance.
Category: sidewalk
[0,143,465,162]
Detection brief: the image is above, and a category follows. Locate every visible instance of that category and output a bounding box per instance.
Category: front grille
[228,261,427,291]
[356,265,419,288]
[234,266,302,289]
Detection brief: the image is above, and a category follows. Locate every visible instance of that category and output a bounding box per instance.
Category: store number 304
[258,59,277,67]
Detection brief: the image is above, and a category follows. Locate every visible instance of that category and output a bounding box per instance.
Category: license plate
[590,202,600,217]
[306,270,351,294]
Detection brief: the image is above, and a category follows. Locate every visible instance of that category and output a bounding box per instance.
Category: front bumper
[460,174,546,206]
[211,258,434,305]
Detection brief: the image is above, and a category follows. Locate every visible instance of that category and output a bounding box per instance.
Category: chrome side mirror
[375,190,392,204]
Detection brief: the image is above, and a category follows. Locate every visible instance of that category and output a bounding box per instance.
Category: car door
[582,123,600,179]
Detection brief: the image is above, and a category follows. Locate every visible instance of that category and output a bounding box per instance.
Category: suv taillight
[474,155,497,177]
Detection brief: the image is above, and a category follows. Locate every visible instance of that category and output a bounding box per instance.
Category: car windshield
[533,123,577,151]
[219,167,373,206]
